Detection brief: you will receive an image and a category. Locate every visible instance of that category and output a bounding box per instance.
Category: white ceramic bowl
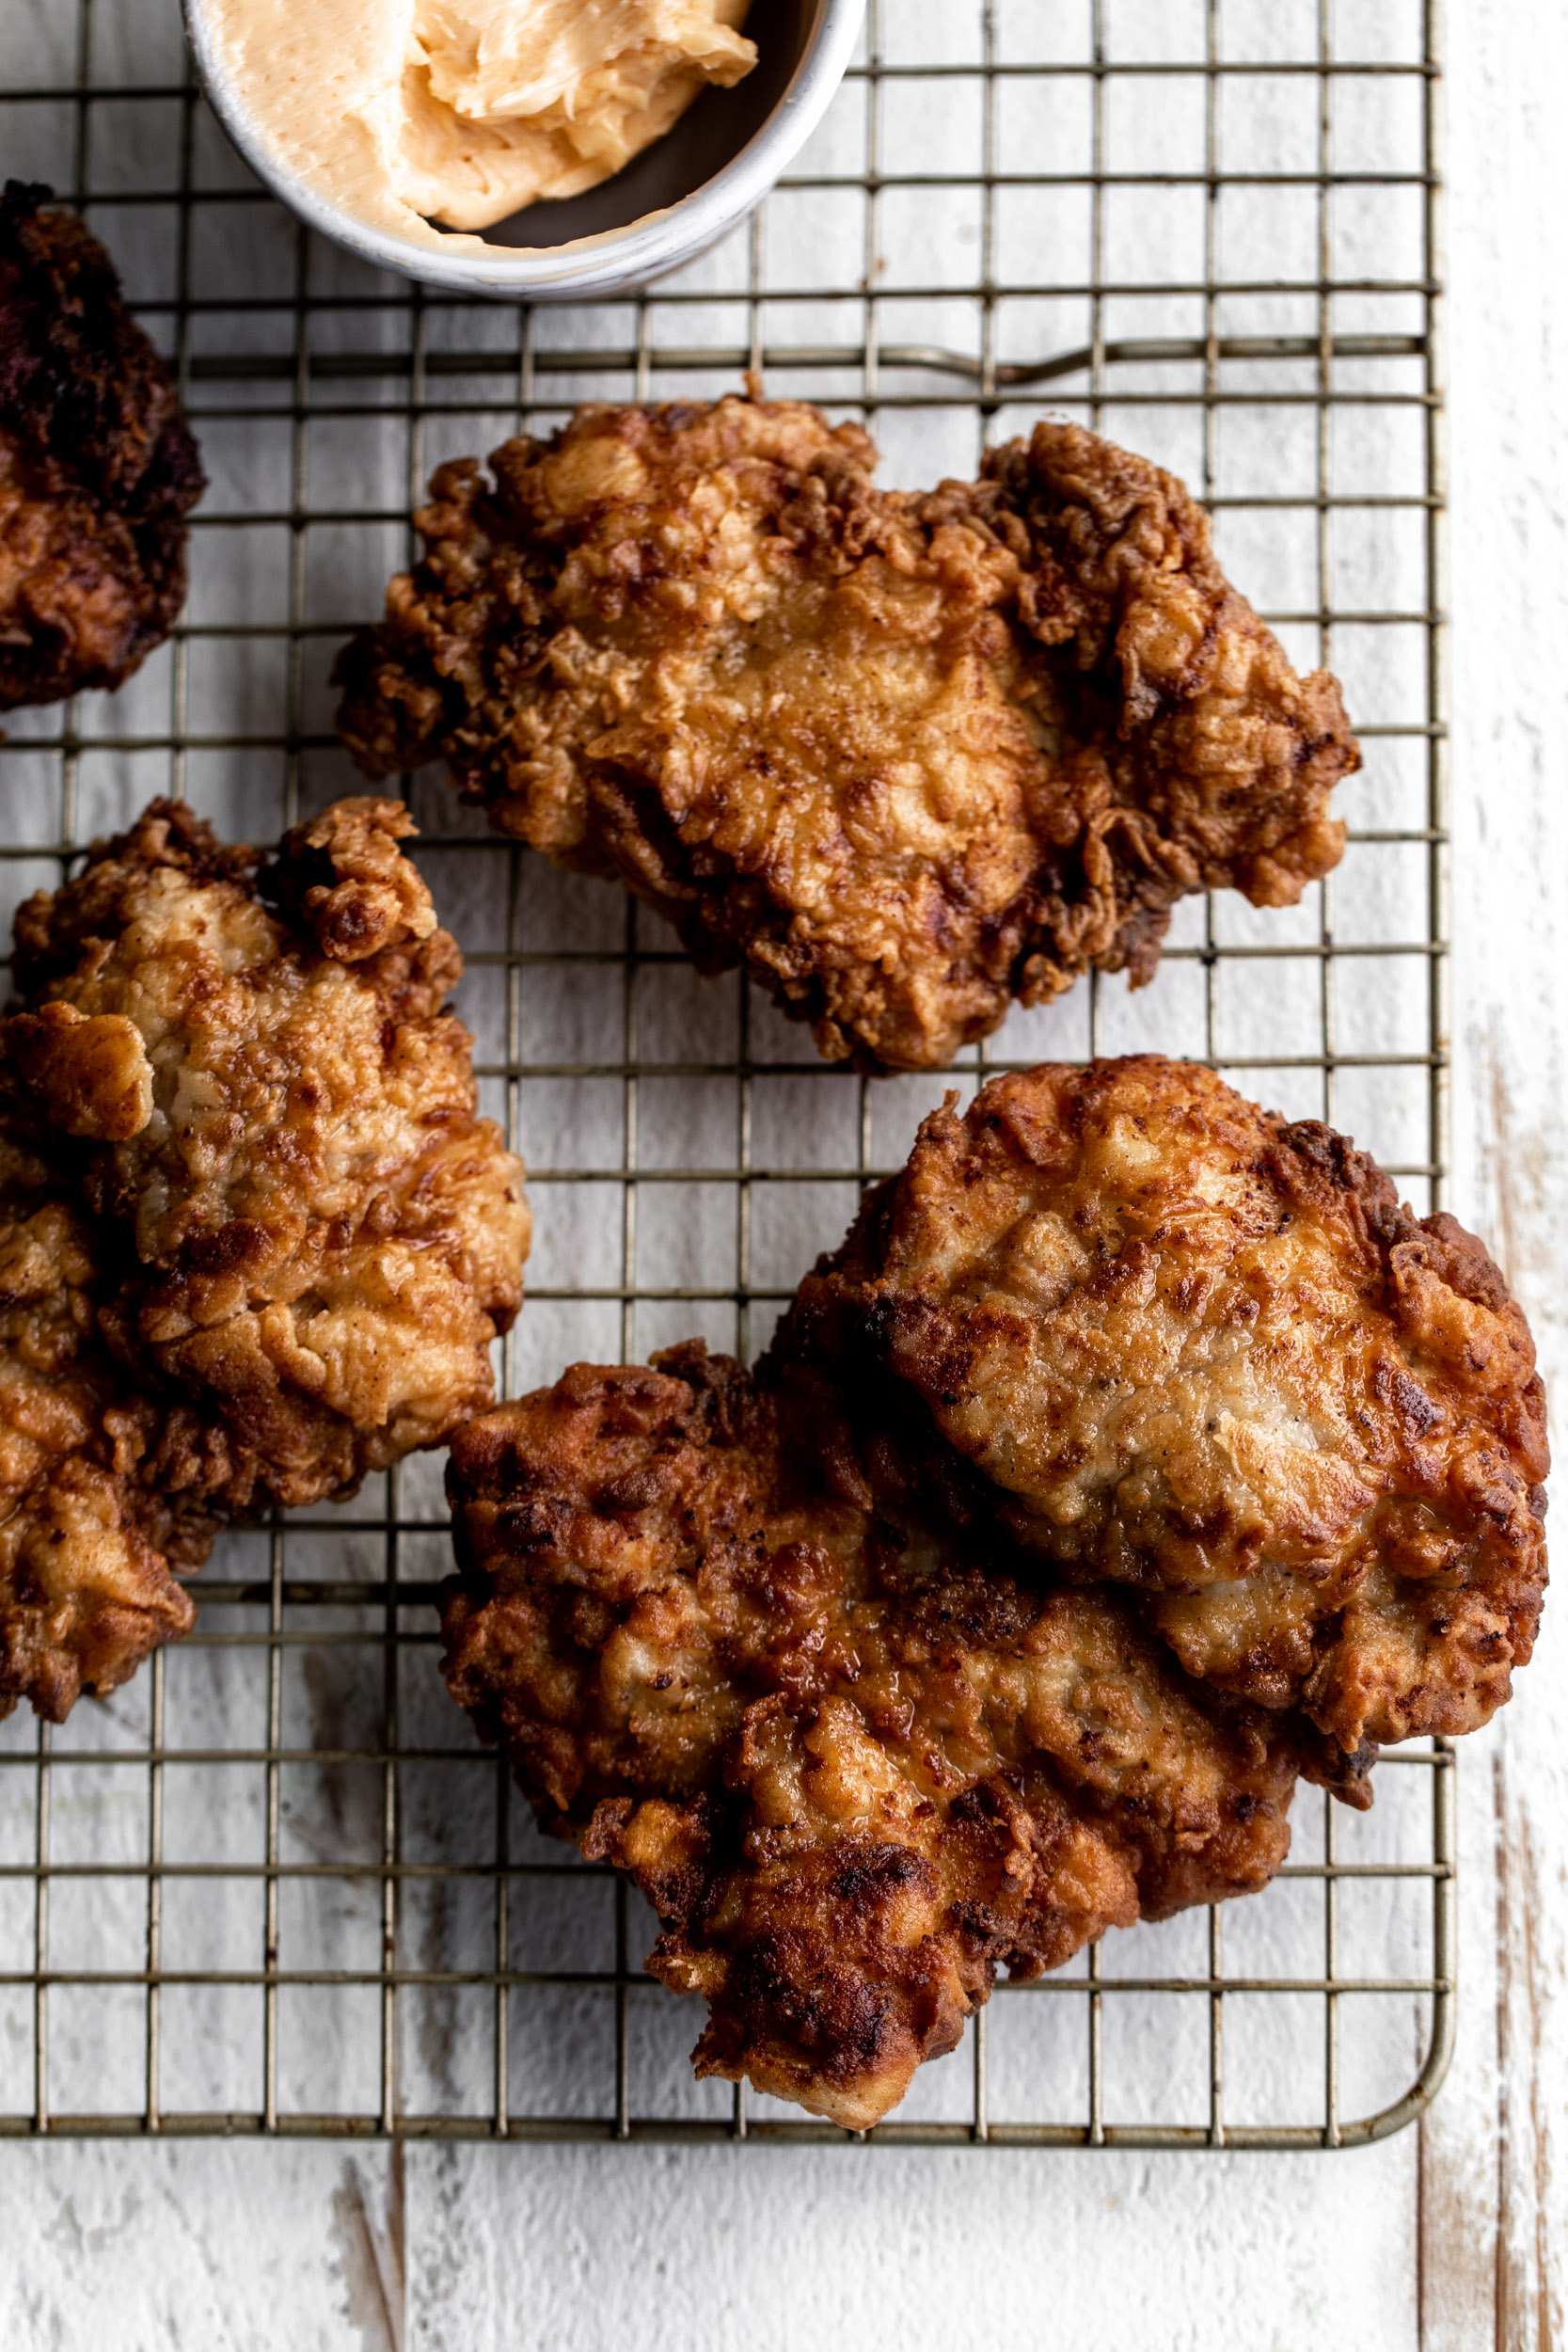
[183,0,865,301]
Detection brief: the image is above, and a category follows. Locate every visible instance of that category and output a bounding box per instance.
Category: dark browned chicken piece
[0,795,531,1722]
[443,1346,1299,2130]
[335,394,1357,1073]
[0,182,204,712]
[782,1058,1549,1771]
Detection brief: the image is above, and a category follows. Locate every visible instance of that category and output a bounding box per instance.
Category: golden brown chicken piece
[0,1146,204,1722]
[9,795,531,1509]
[443,1345,1298,2130]
[0,183,204,712]
[782,1058,1549,1768]
[440,1058,1546,2124]
[335,394,1357,1073]
[0,795,531,1722]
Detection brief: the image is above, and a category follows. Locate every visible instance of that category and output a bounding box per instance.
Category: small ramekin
[182,0,865,301]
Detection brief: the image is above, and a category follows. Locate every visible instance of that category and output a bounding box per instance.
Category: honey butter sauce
[202,0,756,251]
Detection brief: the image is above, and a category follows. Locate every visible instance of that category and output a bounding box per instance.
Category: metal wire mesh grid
[0,0,1451,2146]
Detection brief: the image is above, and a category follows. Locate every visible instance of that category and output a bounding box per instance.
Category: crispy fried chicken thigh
[0,795,530,1721]
[0,1146,201,1722]
[443,1347,1297,2129]
[439,1057,1546,2123]
[335,395,1357,1073]
[783,1058,1549,1763]
[0,183,204,712]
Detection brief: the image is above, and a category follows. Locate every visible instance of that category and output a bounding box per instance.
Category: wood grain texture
[1424,3,1568,2344]
[0,2141,394,2350]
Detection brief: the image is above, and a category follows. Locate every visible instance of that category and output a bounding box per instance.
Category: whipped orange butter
[202,0,756,251]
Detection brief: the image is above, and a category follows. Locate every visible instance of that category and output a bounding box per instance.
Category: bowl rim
[182,0,866,299]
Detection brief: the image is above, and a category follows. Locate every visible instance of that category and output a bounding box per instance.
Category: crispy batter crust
[780,1057,1549,1758]
[0,1167,203,1723]
[336,394,1357,1072]
[440,1058,1546,2122]
[443,1345,1297,2129]
[0,795,531,1721]
[0,183,204,711]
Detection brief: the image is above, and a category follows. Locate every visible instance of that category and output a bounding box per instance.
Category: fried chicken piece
[0,795,531,1721]
[781,1057,1549,1768]
[9,794,531,1510]
[440,1057,1544,2120]
[0,1149,205,1723]
[443,1346,1298,2129]
[0,183,204,712]
[335,393,1357,1073]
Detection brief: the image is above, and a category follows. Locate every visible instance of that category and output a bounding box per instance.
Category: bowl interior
[464,0,821,252]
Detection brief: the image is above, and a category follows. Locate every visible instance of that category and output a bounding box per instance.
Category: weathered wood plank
[1426,2,1568,2343]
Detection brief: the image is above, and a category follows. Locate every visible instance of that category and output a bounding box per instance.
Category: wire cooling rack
[0,0,1452,2146]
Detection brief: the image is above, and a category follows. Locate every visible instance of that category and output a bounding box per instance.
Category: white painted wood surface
[1,1,1564,2343]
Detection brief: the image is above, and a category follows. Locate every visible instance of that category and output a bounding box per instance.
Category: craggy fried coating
[336,393,1357,1073]
[0,1146,203,1722]
[0,795,530,1721]
[783,1057,1549,1767]
[443,1346,1297,2129]
[0,182,204,712]
[9,794,532,1508]
[440,1057,1547,2122]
